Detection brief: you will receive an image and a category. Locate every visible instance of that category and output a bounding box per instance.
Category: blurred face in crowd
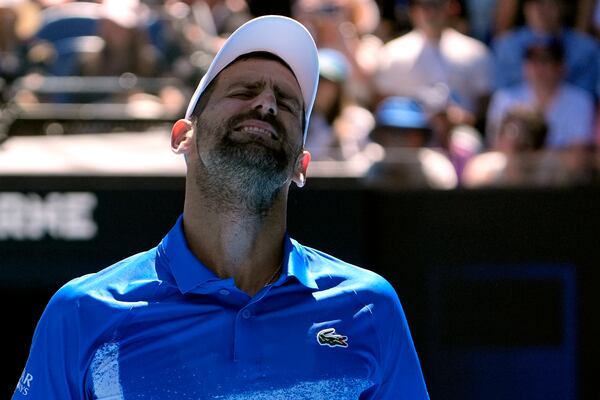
[294,0,353,44]
[410,0,450,38]
[496,119,534,154]
[190,57,307,210]
[523,51,564,92]
[0,7,17,51]
[314,78,341,114]
[524,0,563,34]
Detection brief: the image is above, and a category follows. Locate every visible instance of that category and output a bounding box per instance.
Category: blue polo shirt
[14,216,429,399]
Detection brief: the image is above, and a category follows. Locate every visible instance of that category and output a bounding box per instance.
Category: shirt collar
[158,215,220,293]
[281,234,319,290]
[158,215,319,293]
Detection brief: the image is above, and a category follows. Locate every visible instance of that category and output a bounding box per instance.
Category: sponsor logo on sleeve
[15,370,33,396]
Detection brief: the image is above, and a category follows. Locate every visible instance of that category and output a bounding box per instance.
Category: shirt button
[241,309,252,319]
[219,289,230,296]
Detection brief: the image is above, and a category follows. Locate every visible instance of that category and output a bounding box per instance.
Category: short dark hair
[499,106,548,150]
[524,37,565,63]
[190,51,306,133]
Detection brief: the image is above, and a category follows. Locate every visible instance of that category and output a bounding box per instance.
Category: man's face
[524,0,563,33]
[524,53,564,90]
[192,58,305,203]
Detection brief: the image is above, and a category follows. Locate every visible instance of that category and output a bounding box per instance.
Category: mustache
[226,109,286,139]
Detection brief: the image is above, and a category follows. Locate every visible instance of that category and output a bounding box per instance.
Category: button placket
[234,307,252,362]
[232,289,276,362]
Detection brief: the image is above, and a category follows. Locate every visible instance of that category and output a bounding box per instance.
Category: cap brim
[185,15,319,142]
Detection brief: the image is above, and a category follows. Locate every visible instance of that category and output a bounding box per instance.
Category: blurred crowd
[2,0,600,188]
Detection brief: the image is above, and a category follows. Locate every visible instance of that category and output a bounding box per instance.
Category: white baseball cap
[184,15,319,143]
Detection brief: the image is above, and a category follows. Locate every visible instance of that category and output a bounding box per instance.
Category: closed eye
[229,91,254,99]
[278,100,293,111]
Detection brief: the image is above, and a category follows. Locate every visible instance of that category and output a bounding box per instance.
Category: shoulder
[300,244,398,305]
[380,30,422,58]
[561,82,593,97]
[492,28,533,59]
[559,83,594,106]
[48,248,161,318]
[564,29,599,52]
[444,28,490,55]
[383,30,421,48]
[493,26,528,48]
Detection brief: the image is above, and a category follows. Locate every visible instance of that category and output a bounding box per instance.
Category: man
[365,96,458,190]
[493,0,600,98]
[373,0,493,128]
[14,16,429,399]
[487,38,595,149]
[463,106,552,187]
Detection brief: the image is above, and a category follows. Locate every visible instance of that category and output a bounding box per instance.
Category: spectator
[416,84,484,179]
[373,0,493,128]
[492,0,520,36]
[24,1,158,78]
[445,0,469,35]
[305,48,374,160]
[293,0,384,106]
[158,0,252,86]
[492,0,600,98]
[364,96,458,189]
[80,0,158,77]
[464,105,596,186]
[0,0,39,86]
[487,38,596,149]
[492,105,548,153]
[573,0,596,33]
[374,0,412,42]
[463,105,549,186]
[462,0,499,42]
[490,0,595,38]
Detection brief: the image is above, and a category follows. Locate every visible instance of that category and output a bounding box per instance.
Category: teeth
[240,126,273,136]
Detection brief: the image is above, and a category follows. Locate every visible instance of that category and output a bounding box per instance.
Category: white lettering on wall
[0,192,98,240]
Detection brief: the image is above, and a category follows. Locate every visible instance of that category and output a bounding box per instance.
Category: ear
[171,119,194,155]
[292,150,311,188]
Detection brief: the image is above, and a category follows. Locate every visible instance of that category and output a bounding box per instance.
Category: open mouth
[233,120,279,142]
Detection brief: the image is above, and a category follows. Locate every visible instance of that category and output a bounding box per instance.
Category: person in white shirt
[487,38,596,149]
[373,0,493,127]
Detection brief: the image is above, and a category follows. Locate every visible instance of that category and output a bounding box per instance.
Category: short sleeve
[360,279,430,399]
[13,286,84,399]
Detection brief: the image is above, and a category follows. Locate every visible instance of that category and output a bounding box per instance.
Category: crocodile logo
[317,328,349,348]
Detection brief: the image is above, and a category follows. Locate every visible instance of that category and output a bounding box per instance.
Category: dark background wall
[2,175,599,399]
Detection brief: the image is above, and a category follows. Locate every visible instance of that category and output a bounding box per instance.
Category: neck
[182,179,289,297]
[419,27,444,42]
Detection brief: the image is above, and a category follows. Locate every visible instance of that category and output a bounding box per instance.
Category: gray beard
[194,117,297,216]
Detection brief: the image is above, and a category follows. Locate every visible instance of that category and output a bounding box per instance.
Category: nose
[251,89,277,116]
